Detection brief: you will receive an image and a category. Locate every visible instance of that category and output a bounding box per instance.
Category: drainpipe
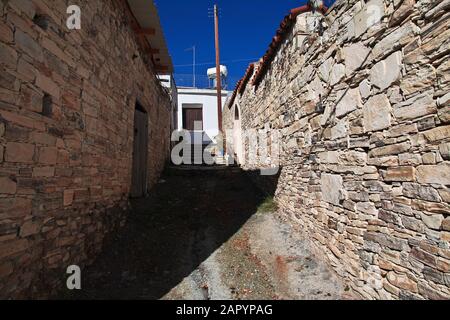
[290,1,328,16]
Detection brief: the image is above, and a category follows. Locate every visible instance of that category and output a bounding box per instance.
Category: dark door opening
[131,103,149,198]
[182,107,203,131]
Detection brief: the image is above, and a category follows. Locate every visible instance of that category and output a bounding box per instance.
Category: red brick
[5,142,35,163]
[0,177,17,194]
[38,147,57,165]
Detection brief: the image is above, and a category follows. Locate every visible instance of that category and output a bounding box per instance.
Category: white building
[176,66,230,145]
[177,88,229,144]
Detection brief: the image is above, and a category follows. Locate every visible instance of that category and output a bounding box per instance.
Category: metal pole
[214,4,223,133]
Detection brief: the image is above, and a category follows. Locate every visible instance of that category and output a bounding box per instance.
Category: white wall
[177,88,229,143]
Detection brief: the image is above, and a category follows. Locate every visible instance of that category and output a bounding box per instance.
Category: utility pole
[214,4,223,133]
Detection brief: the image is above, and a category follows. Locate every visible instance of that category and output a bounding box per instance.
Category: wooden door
[183,108,203,131]
[131,107,149,198]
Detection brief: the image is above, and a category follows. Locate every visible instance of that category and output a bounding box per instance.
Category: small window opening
[33,14,49,30]
[42,94,53,117]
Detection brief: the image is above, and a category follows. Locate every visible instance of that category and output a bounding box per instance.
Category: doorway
[131,102,149,198]
[233,104,244,164]
[182,107,203,131]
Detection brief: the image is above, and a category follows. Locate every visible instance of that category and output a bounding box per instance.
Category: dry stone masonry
[224,0,450,299]
[0,0,171,298]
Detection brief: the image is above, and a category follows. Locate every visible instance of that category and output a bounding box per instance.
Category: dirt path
[63,167,352,300]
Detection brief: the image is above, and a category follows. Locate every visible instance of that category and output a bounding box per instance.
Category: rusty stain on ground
[61,167,354,300]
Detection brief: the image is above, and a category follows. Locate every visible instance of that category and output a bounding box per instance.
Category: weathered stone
[370,51,403,91]
[422,126,450,143]
[343,43,370,76]
[331,120,347,139]
[0,177,17,194]
[369,142,411,158]
[38,147,58,165]
[20,220,41,237]
[5,142,35,163]
[394,92,436,121]
[400,65,436,97]
[32,167,55,178]
[403,183,442,202]
[440,143,450,160]
[359,79,371,98]
[352,0,385,38]
[330,64,345,86]
[63,190,75,207]
[363,94,392,132]
[15,29,43,62]
[336,88,363,118]
[417,163,450,185]
[443,218,450,232]
[383,167,415,182]
[410,247,437,268]
[0,42,18,69]
[421,213,444,230]
[321,173,343,205]
[0,239,28,259]
[387,272,418,293]
[372,21,420,58]
[36,74,60,99]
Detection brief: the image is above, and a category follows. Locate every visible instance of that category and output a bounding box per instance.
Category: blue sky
[155,0,335,89]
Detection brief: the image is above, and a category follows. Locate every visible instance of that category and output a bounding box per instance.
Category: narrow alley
[62,167,351,300]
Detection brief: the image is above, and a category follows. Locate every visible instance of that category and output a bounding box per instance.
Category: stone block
[343,43,370,76]
[363,94,392,132]
[0,177,17,194]
[387,272,418,293]
[383,167,415,182]
[421,213,444,230]
[63,190,75,207]
[370,51,403,91]
[38,147,58,165]
[0,42,18,69]
[353,0,385,38]
[422,126,450,143]
[5,142,35,163]
[32,167,55,178]
[321,173,344,205]
[394,92,437,121]
[417,163,450,185]
[36,73,60,99]
[336,88,363,118]
[0,239,28,259]
[369,142,411,158]
[15,29,43,62]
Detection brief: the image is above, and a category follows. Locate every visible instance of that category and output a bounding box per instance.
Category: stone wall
[225,0,450,299]
[0,0,172,298]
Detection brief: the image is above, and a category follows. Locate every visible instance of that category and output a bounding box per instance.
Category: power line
[174,57,258,68]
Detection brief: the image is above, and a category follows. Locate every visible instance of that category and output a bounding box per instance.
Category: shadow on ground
[60,166,278,300]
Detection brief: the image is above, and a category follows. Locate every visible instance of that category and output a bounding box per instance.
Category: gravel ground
[61,166,354,300]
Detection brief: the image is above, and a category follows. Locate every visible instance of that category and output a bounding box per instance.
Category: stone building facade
[0,0,172,298]
[224,0,450,299]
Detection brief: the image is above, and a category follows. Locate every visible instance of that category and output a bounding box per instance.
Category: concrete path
[63,167,353,300]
